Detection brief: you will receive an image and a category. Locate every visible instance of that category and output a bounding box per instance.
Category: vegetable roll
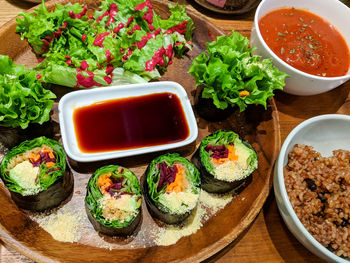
[0,136,73,211]
[143,153,201,225]
[85,165,142,236]
[192,130,258,194]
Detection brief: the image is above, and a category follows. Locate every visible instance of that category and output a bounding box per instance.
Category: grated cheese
[154,190,233,246]
[99,194,138,222]
[199,190,233,213]
[158,187,199,214]
[31,207,83,243]
[214,143,253,182]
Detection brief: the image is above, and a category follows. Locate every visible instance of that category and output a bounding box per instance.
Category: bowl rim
[254,0,350,81]
[276,114,350,262]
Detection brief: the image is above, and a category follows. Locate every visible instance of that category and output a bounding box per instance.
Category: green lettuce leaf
[188,30,289,111]
[0,55,56,129]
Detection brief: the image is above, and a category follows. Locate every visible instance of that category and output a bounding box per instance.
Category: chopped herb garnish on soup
[259,8,350,77]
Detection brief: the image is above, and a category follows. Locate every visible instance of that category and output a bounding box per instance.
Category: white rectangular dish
[58,81,198,162]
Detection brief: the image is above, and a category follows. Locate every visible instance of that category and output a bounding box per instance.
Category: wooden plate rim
[0,1,281,262]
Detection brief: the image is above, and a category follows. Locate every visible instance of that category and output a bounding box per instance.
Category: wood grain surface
[0,0,349,262]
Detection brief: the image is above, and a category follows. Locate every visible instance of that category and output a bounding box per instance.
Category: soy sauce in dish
[73,92,189,153]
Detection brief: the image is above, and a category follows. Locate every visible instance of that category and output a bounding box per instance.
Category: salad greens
[0,55,55,129]
[16,0,194,88]
[189,30,288,112]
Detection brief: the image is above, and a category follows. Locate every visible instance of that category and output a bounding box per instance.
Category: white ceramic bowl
[58,81,198,162]
[274,114,350,262]
[251,0,350,96]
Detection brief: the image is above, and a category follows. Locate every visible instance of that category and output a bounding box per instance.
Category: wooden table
[0,0,349,262]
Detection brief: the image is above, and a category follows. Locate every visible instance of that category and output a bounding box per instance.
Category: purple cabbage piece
[48,168,60,173]
[108,189,116,197]
[31,150,56,167]
[157,162,178,192]
[32,161,41,167]
[120,192,134,196]
[110,183,122,190]
[106,182,124,197]
[205,144,228,159]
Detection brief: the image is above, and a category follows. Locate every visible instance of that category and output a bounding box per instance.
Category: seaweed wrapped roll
[143,153,201,225]
[0,136,73,211]
[192,130,258,194]
[85,165,142,236]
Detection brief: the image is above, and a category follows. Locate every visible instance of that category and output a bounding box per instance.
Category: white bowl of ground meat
[274,114,350,262]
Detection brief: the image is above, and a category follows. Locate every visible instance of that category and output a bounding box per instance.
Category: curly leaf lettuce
[0,55,56,129]
[189,30,288,111]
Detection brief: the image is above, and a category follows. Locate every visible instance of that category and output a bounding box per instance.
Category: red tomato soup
[259,8,350,77]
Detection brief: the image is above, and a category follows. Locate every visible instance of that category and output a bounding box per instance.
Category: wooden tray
[0,1,280,262]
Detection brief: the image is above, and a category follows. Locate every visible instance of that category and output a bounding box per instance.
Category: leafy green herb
[16,0,194,88]
[281,47,285,54]
[0,55,55,129]
[188,31,288,112]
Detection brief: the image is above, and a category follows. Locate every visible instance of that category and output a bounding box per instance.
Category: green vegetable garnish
[0,55,55,129]
[16,0,194,88]
[188,30,289,112]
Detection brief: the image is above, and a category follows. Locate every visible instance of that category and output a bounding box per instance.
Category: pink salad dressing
[75,69,101,88]
[69,6,87,19]
[105,64,114,75]
[135,0,155,31]
[166,21,188,34]
[92,32,110,47]
[80,61,89,70]
[136,28,161,49]
[145,44,173,71]
[105,50,114,63]
[106,3,119,26]
[113,22,125,34]
[127,17,134,27]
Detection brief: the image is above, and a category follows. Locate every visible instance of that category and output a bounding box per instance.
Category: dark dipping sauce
[73,92,190,153]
